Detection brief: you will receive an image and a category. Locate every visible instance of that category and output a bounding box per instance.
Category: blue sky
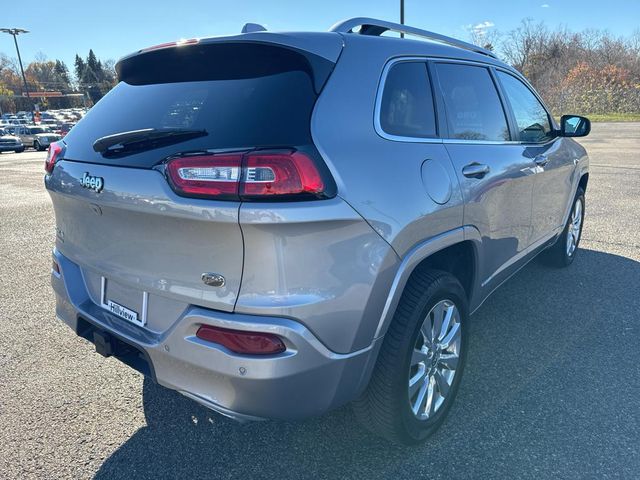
[1,0,638,70]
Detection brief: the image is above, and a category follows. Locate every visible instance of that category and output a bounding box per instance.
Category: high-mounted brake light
[140,38,199,52]
[196,325,286,355]
[165,150,329,201]
[45,142,63,174]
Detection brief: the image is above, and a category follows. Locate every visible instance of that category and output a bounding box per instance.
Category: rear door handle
[534,154,549,167]
[462,163,490,178]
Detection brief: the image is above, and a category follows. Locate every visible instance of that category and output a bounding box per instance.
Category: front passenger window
[497,71,553,143]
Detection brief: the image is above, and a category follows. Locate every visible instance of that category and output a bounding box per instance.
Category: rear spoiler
[116,33,344,93]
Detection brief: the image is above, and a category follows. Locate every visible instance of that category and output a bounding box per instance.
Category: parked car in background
[58,122,76,137]
[15,125,62,151]
[0,128,25,153]
[41,119,60,130]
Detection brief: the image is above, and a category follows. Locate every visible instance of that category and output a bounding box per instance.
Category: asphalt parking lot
[1,123,638,479]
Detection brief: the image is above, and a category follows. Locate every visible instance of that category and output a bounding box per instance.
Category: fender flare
[373,226,482,340]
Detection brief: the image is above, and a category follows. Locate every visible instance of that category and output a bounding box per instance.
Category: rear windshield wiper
[93,128,208,155]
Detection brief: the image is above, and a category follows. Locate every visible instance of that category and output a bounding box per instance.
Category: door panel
[526,140,577,242]
[433,62,535,288]
[493,70,575,242]
[445,144,535,282]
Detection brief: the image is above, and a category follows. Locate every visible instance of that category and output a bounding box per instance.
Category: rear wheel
[541,188,585,267]
[354,270,468,444]
[34,140,41,151]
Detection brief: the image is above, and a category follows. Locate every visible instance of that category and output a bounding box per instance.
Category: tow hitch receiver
[93,330,114,357]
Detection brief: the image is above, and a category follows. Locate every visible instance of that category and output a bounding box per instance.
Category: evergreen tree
[86,50,100,79]
[74,54,86,86]
[73,50,117,104]
[54,60,71,91]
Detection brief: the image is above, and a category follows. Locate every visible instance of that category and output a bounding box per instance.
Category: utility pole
[0,28,33,115]
[400,0,405,37]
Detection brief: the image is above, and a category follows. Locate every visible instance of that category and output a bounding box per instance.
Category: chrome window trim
[374,56,559,147]
[442,136,560,146]
[442,139,522,146]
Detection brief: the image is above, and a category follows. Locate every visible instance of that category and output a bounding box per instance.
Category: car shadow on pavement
[94,248,640,479]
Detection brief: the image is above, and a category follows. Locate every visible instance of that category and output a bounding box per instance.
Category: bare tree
[480,19,640,115]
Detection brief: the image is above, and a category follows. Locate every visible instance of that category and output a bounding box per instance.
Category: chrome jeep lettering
[80,172,104,192]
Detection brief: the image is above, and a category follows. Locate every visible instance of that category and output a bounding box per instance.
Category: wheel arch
[578,172,589,193]
[373,227,481,340]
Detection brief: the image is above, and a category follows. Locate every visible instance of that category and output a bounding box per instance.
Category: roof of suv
[116,17,515,76]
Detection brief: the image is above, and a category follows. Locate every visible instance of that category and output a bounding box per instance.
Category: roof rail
[329,17,497,59]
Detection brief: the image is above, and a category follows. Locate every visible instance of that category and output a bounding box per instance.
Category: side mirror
[560,115,591,138]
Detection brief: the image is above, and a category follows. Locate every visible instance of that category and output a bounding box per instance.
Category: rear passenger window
[435,63,510,141]
[496,71,553,143]
[379,62,437,138]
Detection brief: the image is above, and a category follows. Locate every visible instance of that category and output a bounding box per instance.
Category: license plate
[100,277,148,327]
[106,299,139,323]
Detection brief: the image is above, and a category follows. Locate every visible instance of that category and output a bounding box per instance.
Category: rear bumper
[51,249,381,420]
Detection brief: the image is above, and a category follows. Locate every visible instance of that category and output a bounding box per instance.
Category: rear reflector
[165,150,328,201]
[196,325,286,355]
[45,142,64,174]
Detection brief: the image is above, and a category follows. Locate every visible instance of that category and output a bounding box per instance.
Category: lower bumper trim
[178,391,267,423]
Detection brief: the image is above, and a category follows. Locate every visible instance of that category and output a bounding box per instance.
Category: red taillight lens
[45,142,63,174]
[240,152,324,198]
[196,325,286,355]
[165,150,329,201]
[166,154,242,199]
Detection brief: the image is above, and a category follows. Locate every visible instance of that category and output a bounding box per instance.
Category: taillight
[240,152,324,198]
[166,154,241,200]
[165,150,331,201]
[196,325,286,355]
[45,142,63,174]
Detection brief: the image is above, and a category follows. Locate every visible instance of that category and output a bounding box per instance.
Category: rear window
[435,63,510,142]
[63,43,333,167]
[379,61,437,138]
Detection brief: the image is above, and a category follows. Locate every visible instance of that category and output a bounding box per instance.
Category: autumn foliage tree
[1,49,116,113]
[561,62,640,114]
[478,20,640,115]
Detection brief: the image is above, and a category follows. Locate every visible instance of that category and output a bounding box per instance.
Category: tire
[33,141,41,151]
[14,148,25,153]
[354,270,469,445]
[541,188,585,268]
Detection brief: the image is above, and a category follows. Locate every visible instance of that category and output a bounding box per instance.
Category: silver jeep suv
[45,18,590,444]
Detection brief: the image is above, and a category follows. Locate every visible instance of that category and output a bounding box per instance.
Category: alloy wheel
[566,198,583,257]
[408,299,461,420]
